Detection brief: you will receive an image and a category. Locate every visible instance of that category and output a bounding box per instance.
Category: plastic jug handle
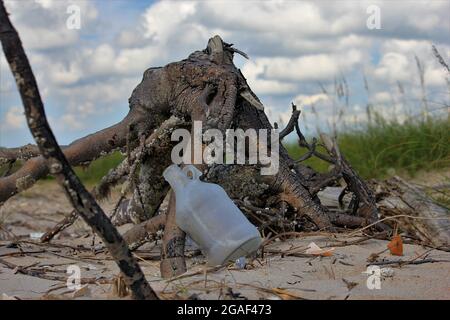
[182,165,202,180]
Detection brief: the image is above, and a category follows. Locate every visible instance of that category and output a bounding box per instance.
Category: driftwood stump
[0,27,448,282]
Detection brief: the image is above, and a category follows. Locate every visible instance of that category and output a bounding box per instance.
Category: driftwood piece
[233,101,334,230]
[374,176,450,246]
[0,144,42,163]
[321,134,379,223]
[122,213,166,251]
[0,2,157,300]
[160,191,187,278]
[40,210,79,242]
[318,180,450,243]
[113,116,188,225]
[318,187,352,211]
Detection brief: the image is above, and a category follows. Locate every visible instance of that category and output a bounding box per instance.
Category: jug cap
[163,164,203,193]
[182,165,202,180]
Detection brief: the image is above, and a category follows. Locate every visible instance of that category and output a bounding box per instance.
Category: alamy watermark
[66,4,81,30]
[363,265,394,290]
[66,264,81,290]
[364,265,382,290]
[366,4,381,30]
[171,121,280,175]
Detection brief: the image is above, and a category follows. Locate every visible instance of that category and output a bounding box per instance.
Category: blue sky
[0,0,449,147]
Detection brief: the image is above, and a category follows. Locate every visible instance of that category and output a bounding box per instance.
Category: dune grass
[74,151,124,185]
[285,117,450,179]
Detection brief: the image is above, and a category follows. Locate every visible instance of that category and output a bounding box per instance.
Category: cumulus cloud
[373,91,392,103]
[374,52,411,83]
[59,113,84,131]
[294,93,329,106]
[2,107,25,130]
[4,0,98,50]
[263,50,362,82]
[0,0,449,146]
[369,39,450,104]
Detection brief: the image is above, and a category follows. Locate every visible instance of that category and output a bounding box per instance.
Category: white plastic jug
[163,164,262,266]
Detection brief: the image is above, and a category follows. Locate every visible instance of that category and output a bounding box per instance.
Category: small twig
[346,214,450,237]
[368,258,449,267]
[279,103,301,139]
[0,257,112,284]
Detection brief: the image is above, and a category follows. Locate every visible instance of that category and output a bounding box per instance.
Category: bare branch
[122,213,167,251]
[0,144,42,164]
[279,103,301,139]
[0,109,143,204]
[321,134,379,224]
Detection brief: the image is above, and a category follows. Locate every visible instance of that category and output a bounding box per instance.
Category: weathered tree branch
[0,108,145,204]
[279,103,301,139]
[122,213,167,251]
[321,134,379,224]
[0,144,43,164]
[235,101,335,230]
[160,191,186,278]
[0,2,157,299]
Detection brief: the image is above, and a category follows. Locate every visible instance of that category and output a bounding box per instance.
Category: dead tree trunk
[0,34,386,236]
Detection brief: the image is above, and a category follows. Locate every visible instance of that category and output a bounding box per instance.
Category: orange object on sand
[387,234,403,256]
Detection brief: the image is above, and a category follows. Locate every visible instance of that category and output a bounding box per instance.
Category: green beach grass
[285,117,450,180]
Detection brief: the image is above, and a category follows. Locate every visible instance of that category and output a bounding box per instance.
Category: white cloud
[372,40,450,88]
[143,1,198,42]
[266,50,362,81]
[240,60,297,95]
[116,30,144,48]
[35,0,53,9]
[48,62,82,85]
[3,107,25,129]
[294,93,329,106]
[373,91,392,103]
[59,113,84,131]
[425,68,448,87]
[1,0,449,146]
[4,0,98,50]
[374,52,411,83]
